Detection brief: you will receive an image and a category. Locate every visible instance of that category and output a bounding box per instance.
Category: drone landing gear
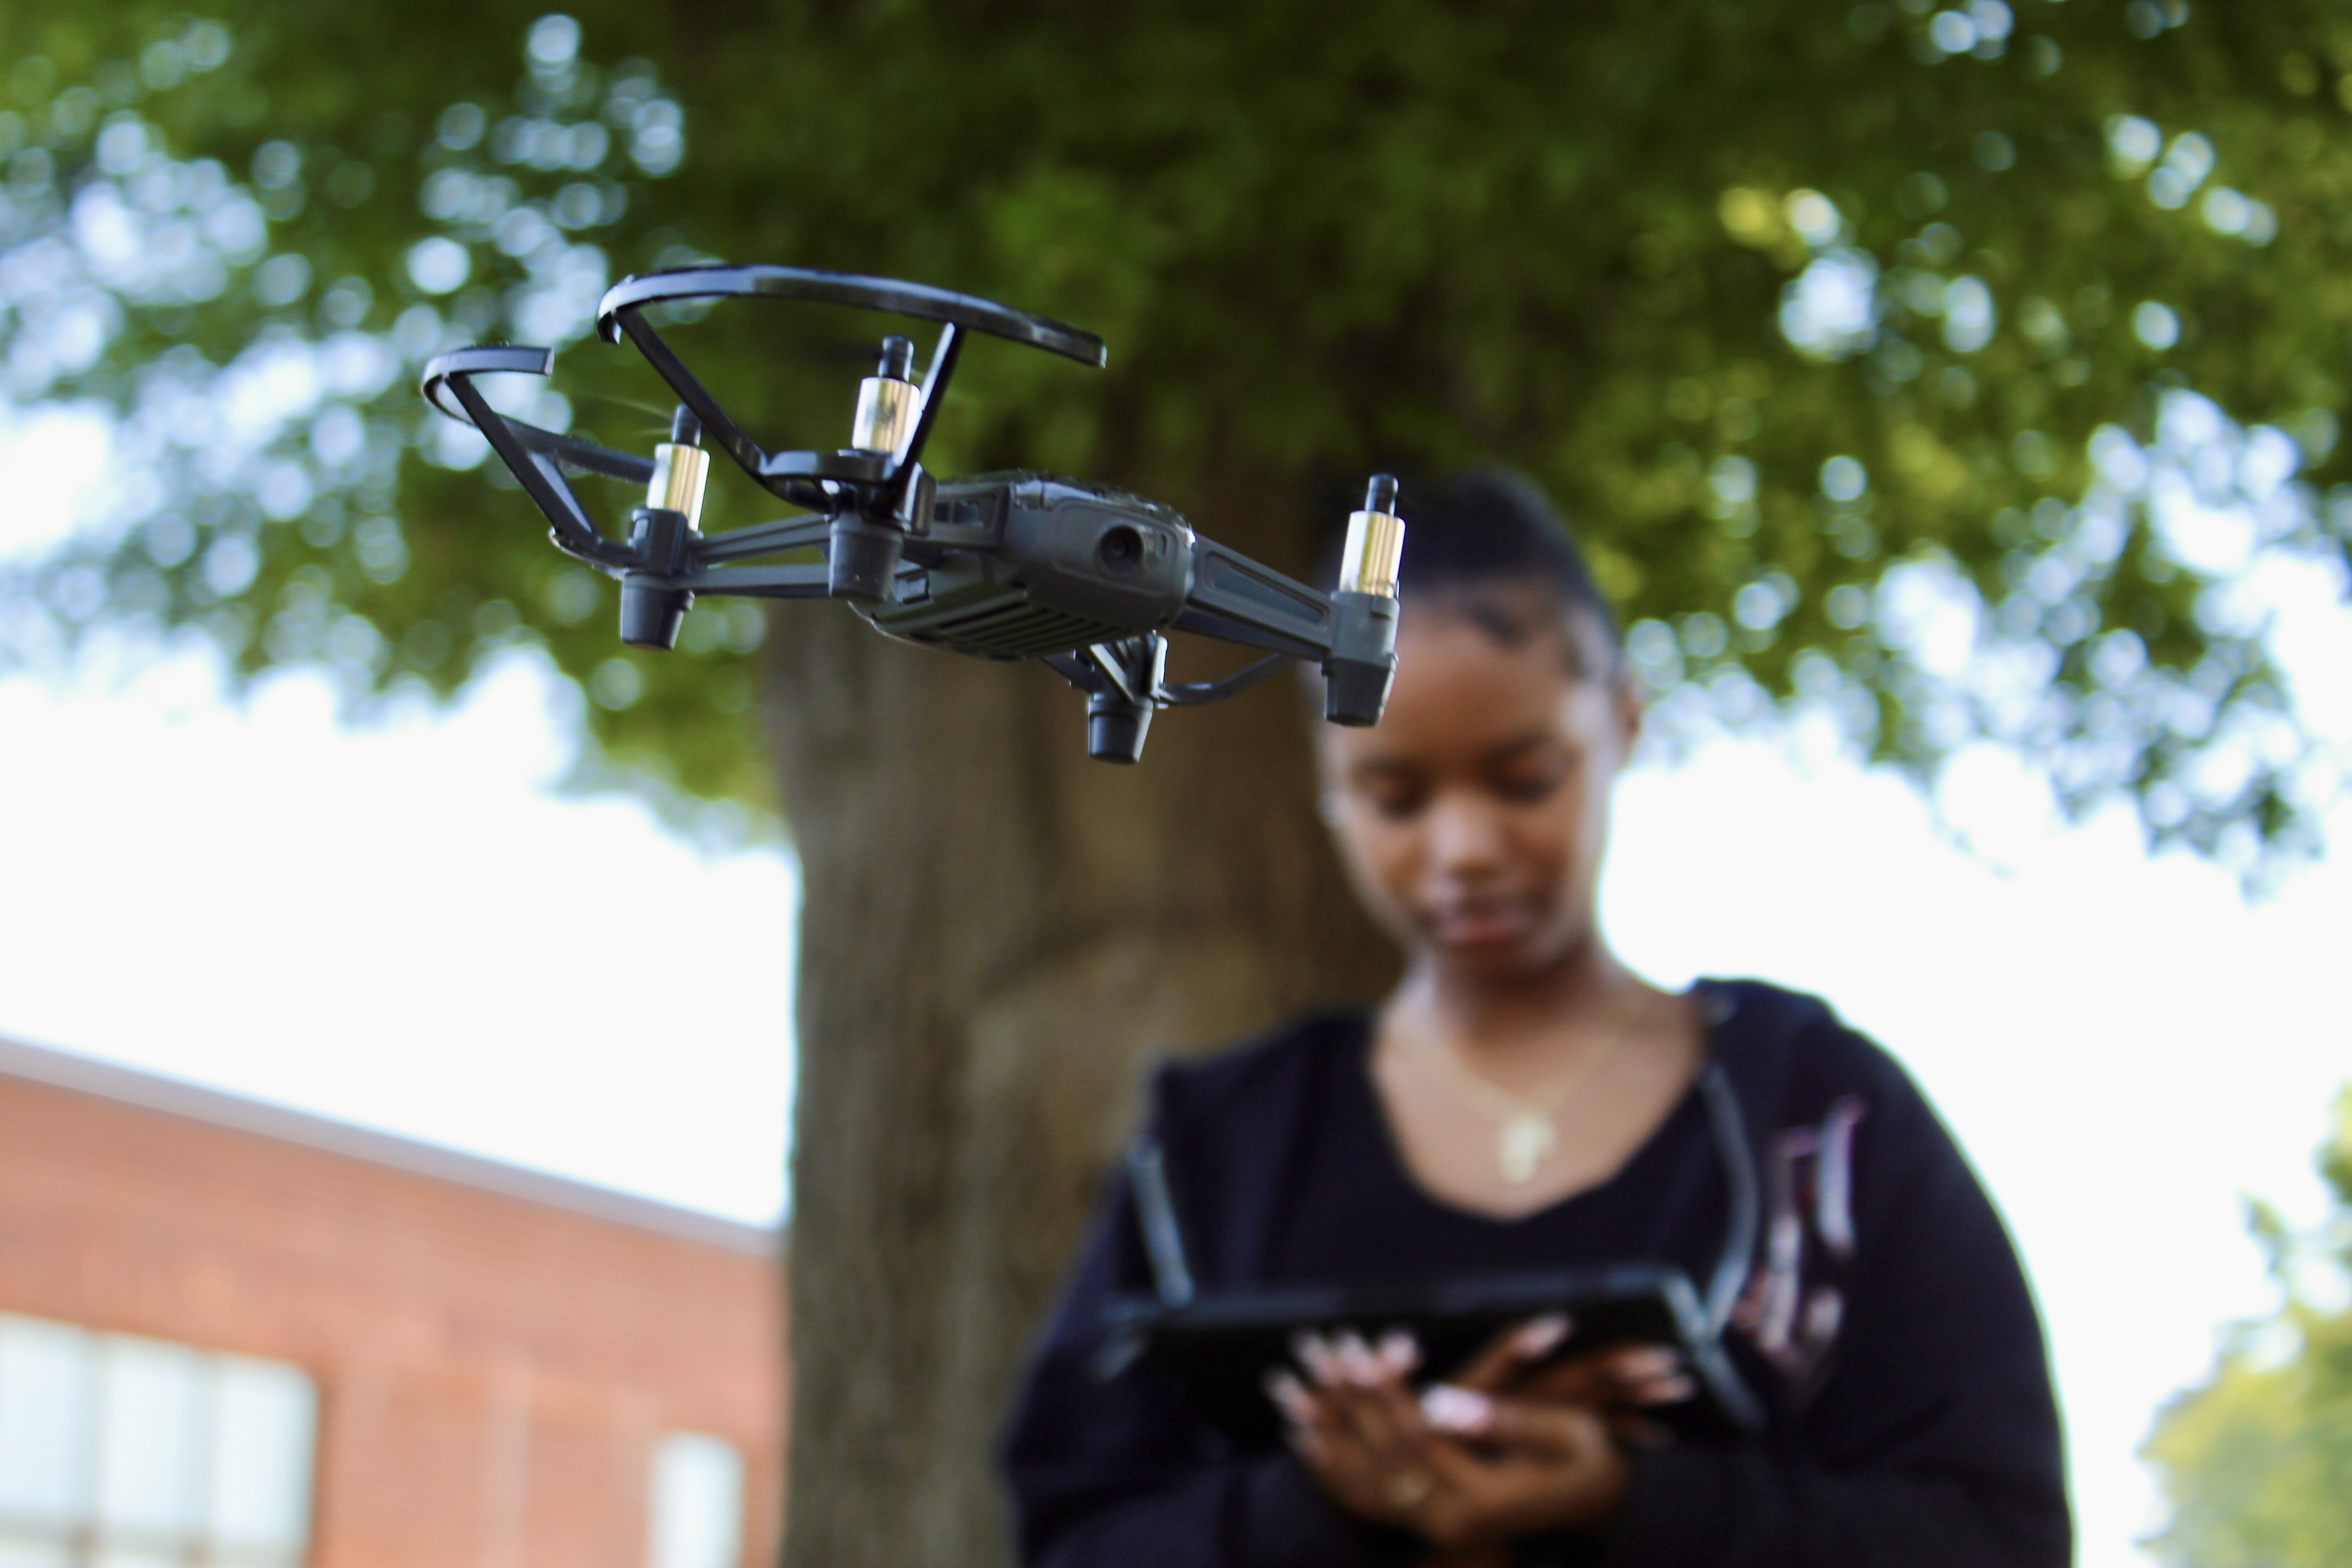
[1072,637,1166,764]
[1044,635,1312,764]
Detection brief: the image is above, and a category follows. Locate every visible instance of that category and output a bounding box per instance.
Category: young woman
[1001,472,2069,1567]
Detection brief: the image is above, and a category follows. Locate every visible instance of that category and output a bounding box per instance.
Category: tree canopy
[5,0,2348,862]
[2142,1088,2352,1567]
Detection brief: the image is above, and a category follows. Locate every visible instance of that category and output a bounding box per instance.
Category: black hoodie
[1001,979,2070,1568]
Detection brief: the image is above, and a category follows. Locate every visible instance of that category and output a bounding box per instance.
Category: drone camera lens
[1098,524,1145,573]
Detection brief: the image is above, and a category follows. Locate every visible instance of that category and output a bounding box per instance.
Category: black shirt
[1270,1016,1728,1288]
[1001,979,2071,1567]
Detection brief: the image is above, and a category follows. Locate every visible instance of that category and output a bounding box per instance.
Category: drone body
[876,475,1196,659]
[421,265,1403,762]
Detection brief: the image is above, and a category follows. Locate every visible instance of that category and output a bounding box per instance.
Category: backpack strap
[1696,1060,1760,1337]
[1127,1136,1197,1308]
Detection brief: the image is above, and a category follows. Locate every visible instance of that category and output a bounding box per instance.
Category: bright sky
[5,409,2349,1568]
[0,646,800,1221]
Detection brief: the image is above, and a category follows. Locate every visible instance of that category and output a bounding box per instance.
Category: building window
[648,1432,743,1568]
[0,1313,316,1568]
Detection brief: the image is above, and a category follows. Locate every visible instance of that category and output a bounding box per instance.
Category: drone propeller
[419,264,1401,762]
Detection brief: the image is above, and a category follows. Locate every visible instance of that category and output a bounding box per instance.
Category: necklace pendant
[1497,1113,1558,1185]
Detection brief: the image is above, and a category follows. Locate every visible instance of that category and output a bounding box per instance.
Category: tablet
[1102,1262,1762,1447]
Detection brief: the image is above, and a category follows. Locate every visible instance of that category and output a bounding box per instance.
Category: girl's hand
[1269,1330,1633,1548]
[1447,1314,1697,1415]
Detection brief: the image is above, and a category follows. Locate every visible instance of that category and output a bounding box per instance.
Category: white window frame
[0,1313,316,1568]
[647,1431,744,1568]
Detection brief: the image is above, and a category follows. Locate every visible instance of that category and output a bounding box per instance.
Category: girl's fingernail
[1516,1314,1571,1356]
[1292,1332,1336,1382]
[1420,1383,1494,1432]
[1377,1330,1421,1374]
[1617,1347,1682,1379]
[1644,1375,1698,1405]
[1265,1370,1313,1420]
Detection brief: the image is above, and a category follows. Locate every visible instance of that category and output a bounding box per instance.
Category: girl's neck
[1393,934,1643,1058]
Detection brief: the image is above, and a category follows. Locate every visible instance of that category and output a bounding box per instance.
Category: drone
[419,266,1403,763]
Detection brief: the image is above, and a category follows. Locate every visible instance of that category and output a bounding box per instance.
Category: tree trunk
[764,474,1398,1568]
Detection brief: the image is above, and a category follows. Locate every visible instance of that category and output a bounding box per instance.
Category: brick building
[0,1035,786,1568]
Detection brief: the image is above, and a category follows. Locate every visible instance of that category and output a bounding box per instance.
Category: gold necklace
[1414,1032,1622,1185]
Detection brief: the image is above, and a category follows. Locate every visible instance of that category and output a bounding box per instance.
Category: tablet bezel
[1102,1261,1764,1446]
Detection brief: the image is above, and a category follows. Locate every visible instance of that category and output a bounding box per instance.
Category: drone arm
[663,562,834,599]
[1167,604,1327,661]
[1180,542,1338,657]
[1178,516,1399,725]
[1171,540,1334,661]
[694,514,839,564]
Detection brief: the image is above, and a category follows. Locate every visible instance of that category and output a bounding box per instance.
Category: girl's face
[1318,602,1639,985]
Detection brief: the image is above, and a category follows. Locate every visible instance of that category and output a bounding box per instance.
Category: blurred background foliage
[2142,1089,2352,1567]
[3,0,2351,856]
